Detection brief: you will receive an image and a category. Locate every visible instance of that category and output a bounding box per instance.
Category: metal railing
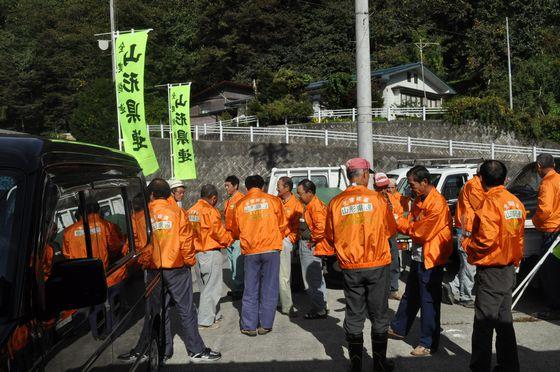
[312,107,447,122]
[147,123,560,161]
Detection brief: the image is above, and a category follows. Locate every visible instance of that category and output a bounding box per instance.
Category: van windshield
[0,171,22,317]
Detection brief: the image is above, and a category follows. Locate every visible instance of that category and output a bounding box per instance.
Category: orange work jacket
[188,199,233,252]
[397,187,453,270]
[325,185,397,269]
[388,190,409,219]
[463,186,525,266]
[282,193,304,244]
[224,191,245,232]
[231,188,287,255]
[532,170,560,232]
[304,195,335,256]
[62,213,123,269]
[455,175,484,232]
[146,198,195,268]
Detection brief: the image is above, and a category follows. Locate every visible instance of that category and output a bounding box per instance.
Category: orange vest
[304,195,334,256]
[62,213,123,269]
[224,191,244,232]
[455,175,484,231]
[231,188,287,255]
[463,186,526,266]
[532,170,560,232]
[397,187,453,270]
[188,199,233,252]
[146,198,195,268]
[281,193,304,244]
[326,185,396,269]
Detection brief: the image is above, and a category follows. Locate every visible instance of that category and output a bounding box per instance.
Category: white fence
[147,123,560,161]
[312,107,446,122]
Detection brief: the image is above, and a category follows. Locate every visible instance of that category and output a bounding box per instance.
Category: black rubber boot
[346,333,363,372]
[372,332,395,372]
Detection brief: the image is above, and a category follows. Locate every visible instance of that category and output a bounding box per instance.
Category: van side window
[442,174,467,201]
[126,178,149,252]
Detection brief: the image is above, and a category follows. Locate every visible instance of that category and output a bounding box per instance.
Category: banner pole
[167,84,174,179]
[112,30,123,151]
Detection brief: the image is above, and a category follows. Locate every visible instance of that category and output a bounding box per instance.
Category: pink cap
[346,157,373,172]
[374,172,390,187]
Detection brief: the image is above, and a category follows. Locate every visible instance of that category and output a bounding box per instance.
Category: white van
[267,166,349,196]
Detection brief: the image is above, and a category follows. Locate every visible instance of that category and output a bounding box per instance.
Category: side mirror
[45,258,107,315]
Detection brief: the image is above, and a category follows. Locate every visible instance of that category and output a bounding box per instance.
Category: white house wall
[383,70,440,108]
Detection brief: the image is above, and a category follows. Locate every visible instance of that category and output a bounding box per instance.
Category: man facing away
[325,158,396,371]
[231,175,287,336]
[277,176,303,317]
[297,179,333,319]
[531,153,560,319]
[146,178,221,362]
[188,184,233,329]
[224,175,245,300]
[389,166,453,357]
[462,160,525,372]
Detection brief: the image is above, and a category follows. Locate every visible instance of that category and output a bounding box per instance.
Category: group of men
[139,152,558,372]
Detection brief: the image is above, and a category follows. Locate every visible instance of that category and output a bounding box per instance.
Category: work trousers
[389,236,400,292]
[391,261,443,350]
[450,230,476,302]
[195,250,224,326]
[343,265,390,336]
[470,265,519,372]
[278,237,294,313]
[162,267,205,355]
[226,240,244,293]
[241,251,280,330]
[299,240,328,313]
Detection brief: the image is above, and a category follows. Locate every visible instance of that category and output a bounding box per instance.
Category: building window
[407,72,411,82]
[414,73,418,84]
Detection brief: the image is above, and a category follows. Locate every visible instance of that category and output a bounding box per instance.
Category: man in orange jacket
[297,179,333,320]
[277,176,303,317]
[532,153,560,318]
[447,169,484,308]
[463,160,525,372]
[389,165,453,357]
[325,158,396,372]
[188,184,233,329]
[147,178,221,362]
[231,175,287,336]
[223,175,245,300]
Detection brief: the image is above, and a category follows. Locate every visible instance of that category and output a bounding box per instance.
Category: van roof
[0,134,140,173]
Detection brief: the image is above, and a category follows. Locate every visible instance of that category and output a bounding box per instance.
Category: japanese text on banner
[169,84,196,179]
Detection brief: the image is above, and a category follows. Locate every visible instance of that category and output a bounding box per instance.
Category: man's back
[188,199,231,252]
[326,185,396,269]
[532,170,560,232]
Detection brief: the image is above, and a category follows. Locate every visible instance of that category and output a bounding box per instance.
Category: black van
[0,134,164,371]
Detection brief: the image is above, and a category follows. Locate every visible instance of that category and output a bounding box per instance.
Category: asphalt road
[162,254,560,371]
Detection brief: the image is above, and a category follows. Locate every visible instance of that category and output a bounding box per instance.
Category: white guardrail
[147,123,560,161]
[313,107,446,122]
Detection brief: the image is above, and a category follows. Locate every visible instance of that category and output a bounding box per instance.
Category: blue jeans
[241,251,280,330]
[299,240,327,313]
[226,240,244,293]
[450,230,475,302]
[391,261,443,350]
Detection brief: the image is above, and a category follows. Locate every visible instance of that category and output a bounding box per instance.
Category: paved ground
[163,254,560,371]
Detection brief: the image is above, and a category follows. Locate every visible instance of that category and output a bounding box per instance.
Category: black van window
[0,171,23,315]
[87,188,129,272]
[126,178,150,252]
[56,191,88,262]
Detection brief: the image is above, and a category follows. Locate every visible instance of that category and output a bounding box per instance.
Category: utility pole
[355,0,373,164]
[506,17,513,110]
[414,39,439,106]
[109,0,117,82]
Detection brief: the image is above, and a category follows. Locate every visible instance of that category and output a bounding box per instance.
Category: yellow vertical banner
[169,84,196,179]
[114,30,159,175]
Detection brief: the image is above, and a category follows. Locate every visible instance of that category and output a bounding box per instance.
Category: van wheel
[147,333,160,372]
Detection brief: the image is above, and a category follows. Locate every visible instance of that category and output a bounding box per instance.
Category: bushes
[444,95,560,144]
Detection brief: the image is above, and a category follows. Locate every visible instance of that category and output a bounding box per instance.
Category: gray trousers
[450,231,476,302]
[279,237,294,312]
[299,240,327,312]
[195,250,223,326]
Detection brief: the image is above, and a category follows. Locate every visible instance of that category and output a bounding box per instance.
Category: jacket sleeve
[462,200,500,261]
[288,204,303,243]
[310,203,327,243]
[384,200,398,238]
[532,180,553,228]
[325,202,335,247]
[230,204,241,240]
[276,199,288,237]
[209,209,233,247]
[179,210,196,266]
[407,199,450,244]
